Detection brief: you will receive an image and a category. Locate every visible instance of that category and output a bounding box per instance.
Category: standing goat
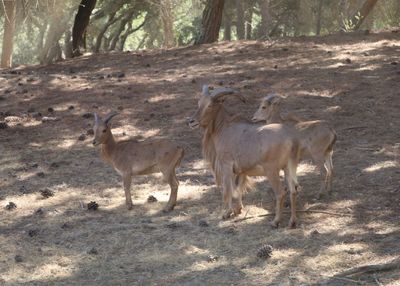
[252,94,337,198]
[188,85,301,228]
[92,112,184,211]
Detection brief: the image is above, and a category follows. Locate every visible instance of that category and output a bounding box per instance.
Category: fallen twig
[337,260,400,277]
[234,208,352,223]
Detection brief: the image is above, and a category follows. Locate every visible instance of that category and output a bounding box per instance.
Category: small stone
[5,202,17,210]
[147,195,158,203]
[191,78,196,83]
[35,208,45,216]
[82,113,93,119]
[86,129,94,135]
[71,75,77,79]
[14,255,23,263]
[282,48,289,51]
[87,201,99,211]
[199,220,209,227]
[40,188,54,198]
[145,63,151,67]
[0,122,8,129]
[78,134,86,141]
[47,107,54,113]
[390,61,398,65]
[50,162,59,168]
[36,172,45,178]
[98,75,105,80]
[207,255,219,263]
[257,244,273,259]
[28,229,39,237]
[117,72,125,78]
[273,65,278,69]
[68,105,74,110]
[87,247,98,255]
[345,58,352,64]
[311,229,320,236]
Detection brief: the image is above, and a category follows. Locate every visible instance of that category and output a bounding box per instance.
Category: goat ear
[104,112,118,125]
[202,84,210,96]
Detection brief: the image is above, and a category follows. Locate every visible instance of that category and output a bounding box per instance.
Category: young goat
[252,94,337,198]
[92,112,184,211]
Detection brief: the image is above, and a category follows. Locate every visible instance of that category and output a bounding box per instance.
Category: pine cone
[87,201,99,211]
[257,244,273,259]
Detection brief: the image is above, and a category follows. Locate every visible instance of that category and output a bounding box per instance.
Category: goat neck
[100,129,117,164]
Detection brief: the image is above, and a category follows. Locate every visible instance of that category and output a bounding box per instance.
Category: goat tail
[233,174,253,199]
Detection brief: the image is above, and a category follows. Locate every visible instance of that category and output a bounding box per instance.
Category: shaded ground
[0,31,399,286]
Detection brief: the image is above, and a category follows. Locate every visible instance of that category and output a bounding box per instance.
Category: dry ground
[0,31,400,286]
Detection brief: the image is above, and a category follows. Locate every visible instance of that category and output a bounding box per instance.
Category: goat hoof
[162,205,175,213]
[288,220,297,228]
[222,210,233,220]
[269,220,279,228]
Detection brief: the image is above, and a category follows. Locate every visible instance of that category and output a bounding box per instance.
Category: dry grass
[1,31,400,285]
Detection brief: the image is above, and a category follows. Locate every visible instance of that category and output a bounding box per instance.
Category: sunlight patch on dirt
[363,160,399,172]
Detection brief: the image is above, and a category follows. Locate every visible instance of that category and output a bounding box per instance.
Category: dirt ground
[1,31,399,286]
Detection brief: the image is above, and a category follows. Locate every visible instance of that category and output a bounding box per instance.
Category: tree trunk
[236,0,244,39]
[350,0,379,30]
[72,0,97,56]
[109,11,135,51]
[258,0,270,39]
[94,12,116,52]
[223,15,231,41]
[160,0,175,47]
[245,3,254,40]
[117,17,147,51]
[1,0,16,68]
[316,0,323,35]
[195,0,225,44]
[64,30,73,58]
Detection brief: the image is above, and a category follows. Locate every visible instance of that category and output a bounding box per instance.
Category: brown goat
[92,113,184,211]
[252,94,337,197]
[188,86,301,228]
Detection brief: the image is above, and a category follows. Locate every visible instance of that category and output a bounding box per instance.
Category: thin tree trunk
[236,0,244,39]
[245,3,254,40]
[72,0,97,56]
[118,18,146,51]
[64,30,73,58]
[316,0,323,35]
[258,0,270,39]
[160,0,174,47]
[109,11,135,51]
[94,12,116,52]
[195,0,225,45]
[350,0,379,30]
[223,15,231,41]
[1,0,16,68]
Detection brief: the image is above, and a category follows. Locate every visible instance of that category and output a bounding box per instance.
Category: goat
[92,112,184,211]
[188,85,301,228]
[252,94,337,198]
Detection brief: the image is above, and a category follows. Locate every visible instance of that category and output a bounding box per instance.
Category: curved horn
[94,113,99,124]
[211,87,245,103]
[265,93,282,105]
[202,84,210,96]
[104,112,118,124]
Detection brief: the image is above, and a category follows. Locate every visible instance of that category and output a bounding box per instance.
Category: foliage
[1,0,400,66]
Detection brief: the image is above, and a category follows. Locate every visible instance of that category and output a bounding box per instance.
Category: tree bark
[316,0,323,35]
[258,0,270,39]
[223,15,231,41]
[160,0,175,47]
[109,11,135,51]
[195,0,225,44]
[72,0,97,56]
[350,0,379,30]
[1,0,16,68]
[236,0,244,39]
[118,18,147,51]
[94,12,117,52]
[244,2,254,40]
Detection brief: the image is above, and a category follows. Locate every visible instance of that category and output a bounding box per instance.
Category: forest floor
[0,31,400,286]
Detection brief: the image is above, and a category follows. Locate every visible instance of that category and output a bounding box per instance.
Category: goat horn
[211,87,245,103]
[104,112,118,124]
